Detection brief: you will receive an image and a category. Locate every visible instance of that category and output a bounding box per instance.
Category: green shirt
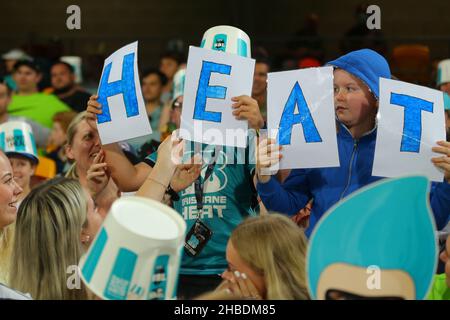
[427,274,450,300]
[8,93,70,128]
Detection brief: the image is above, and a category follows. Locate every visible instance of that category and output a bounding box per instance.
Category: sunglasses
[172,99,183,110]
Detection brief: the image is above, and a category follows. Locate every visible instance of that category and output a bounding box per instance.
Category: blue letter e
[193,61,232,123]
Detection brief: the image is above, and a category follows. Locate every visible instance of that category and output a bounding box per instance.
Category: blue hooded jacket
[257,49,450,237]
[257,122,450,237]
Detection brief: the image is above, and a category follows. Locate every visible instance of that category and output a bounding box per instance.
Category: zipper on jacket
[339,139,359,200]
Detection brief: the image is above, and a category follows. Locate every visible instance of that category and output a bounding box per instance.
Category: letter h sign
[97,53,139,124]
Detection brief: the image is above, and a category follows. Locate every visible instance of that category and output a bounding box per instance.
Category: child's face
[50,121,67,148]
[333,69,378,130]
[9,156,35,190]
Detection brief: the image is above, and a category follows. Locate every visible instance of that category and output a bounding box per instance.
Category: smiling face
[9,155,36,190]
[333,69,378,134]
[222,240,266,298]
[65,119,101,173]
[0,152,23,228]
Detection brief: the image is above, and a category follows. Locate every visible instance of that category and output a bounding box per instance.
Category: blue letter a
[278,82,322,145]
[97,53,139,124]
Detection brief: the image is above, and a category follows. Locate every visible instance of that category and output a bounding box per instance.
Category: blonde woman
[9,177,102,300]
[218,214,310,300]
[0,150,22,285]
[65,111,120,218]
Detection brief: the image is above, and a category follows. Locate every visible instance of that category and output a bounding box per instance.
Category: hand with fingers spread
[156,133,202,192]
[256,137,282,183]
[231,95,265,130]
[432,140,450,183]
[171,157,202,193]
[86,150,110,198]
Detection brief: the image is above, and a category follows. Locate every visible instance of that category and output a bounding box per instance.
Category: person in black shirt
[50,61,91,112]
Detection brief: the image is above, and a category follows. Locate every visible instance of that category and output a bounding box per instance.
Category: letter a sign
[267,67,339,169]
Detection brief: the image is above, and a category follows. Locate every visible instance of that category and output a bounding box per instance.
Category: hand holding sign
[231,95,265,130]
[431,140,450,182]
[256,137,282,183]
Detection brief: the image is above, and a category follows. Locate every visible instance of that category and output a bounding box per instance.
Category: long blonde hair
[64,111,90,179]
[9,177,88,299]
[230,214,310,300]
[0,223,15,284]
[66,111,89,148]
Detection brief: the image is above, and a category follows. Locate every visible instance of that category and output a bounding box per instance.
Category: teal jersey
[145,141,258,275]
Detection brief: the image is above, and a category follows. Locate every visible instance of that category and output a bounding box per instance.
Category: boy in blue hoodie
[256,49,450,237]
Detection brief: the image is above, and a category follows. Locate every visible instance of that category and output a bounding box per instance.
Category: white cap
[60,56,83,84]
[1,49,32,61]
[0,121,38,164]
[437,59,450,87]
[200,25,251,58]
[79,197,186,300]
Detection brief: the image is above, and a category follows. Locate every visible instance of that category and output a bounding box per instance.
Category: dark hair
[252,46,271,69]
[160,51,185,65]
[51,61,75,74]
[141,67,168,86]
[12,60,41,73]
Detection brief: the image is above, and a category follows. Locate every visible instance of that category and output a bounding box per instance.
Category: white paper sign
[180,46,255,148]
[267,66,339,170]
[96,41,151,145]
[373,78,446,182]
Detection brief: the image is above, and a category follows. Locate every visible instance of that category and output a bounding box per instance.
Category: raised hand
[86,150,110,197]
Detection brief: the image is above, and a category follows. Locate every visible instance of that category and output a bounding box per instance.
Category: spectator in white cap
[1,49,32,92]
[0,120,39,206]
